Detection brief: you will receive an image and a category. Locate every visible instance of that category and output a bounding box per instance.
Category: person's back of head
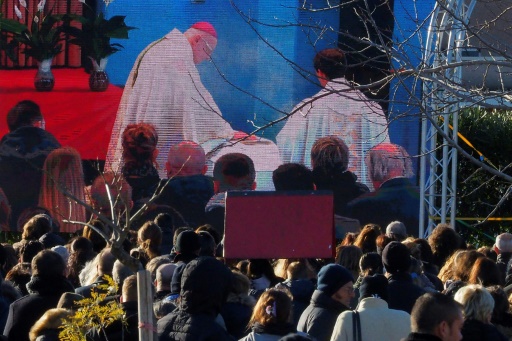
[137,221,162,260]
[83,219,112,253]
[146,255,172,282]
[19,240,45,264]
[213,153,256,192]
[90,172,132,217]
[7,100,43,132]
[411,292,464,339]
[195,224,221,246]
[122,274,138,303]
[230,270,251,295]
[112,259,135,288]
[272,163,314,191]
[311,136,350,173]
[32,249,66,278]
[22,213,53,240]
[286,261,310,281]
[156,263,176,291]
[354,224,382,254]
[454,284,494,322]
[197,231,216,257]
[97,247,116,276]
[313,48,347,81]
[359,252,383,277]
[335,245,363,280]
[382,241,412,274]
[494,232,512,254]
[249,288,293,328]
[386,221,408,242]
[428,223,463,268]
[121,123,158,169]
[468,256,502,287]
[365,143,413,189]
[166,141,207,177]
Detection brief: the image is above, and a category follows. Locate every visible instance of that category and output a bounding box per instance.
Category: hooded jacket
[157,256,235,341]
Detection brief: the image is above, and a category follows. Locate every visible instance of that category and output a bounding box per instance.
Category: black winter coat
[387,272,426,313]
[3,275,74,341]
[297,290,349,341]
[461,319,508,341]
[157,257,235,341]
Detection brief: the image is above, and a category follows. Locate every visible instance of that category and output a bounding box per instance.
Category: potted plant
[65,0,136,91]
[12,0,65,91]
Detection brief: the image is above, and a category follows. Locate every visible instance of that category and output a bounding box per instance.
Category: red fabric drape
[0,68,122,160]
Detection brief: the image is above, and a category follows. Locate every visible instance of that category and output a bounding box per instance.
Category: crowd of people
[0,99,510,341]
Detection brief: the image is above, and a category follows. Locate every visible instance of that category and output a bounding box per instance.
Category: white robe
[276,78,390,186]
[106,29,234,177]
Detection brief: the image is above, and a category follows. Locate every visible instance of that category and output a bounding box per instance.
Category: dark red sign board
[224,191,334,259]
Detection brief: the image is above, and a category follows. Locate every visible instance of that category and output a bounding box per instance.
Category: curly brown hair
[121,123,158,169]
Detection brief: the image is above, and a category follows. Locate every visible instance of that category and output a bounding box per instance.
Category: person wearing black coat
[297,264,354,341]
[383,242,426,314]
[3,250,74,341]
[157,256,235,341]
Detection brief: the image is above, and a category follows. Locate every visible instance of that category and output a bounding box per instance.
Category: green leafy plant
[0,0,28,62]
[59,275,125,341]
[11,0,65,62]
[64,0,136,69]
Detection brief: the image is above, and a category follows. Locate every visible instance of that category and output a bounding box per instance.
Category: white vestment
[106,29,234,177]
[276,78,390,186]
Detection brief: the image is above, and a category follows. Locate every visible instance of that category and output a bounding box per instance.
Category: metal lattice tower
[419,0,477,237]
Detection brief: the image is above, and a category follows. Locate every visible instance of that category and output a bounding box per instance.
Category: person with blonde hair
[241,288,301,341]
[29,308,71,341]
[39,146,86,233]
[454,284,507,341]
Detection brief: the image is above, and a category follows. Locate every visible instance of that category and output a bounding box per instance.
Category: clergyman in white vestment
[106,22,235,177]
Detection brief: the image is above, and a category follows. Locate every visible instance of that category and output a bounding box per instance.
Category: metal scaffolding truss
[419,0,477,237]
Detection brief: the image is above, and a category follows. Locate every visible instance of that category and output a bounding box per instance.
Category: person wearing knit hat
[383,241,426,314]
[495,233,512,283]
[106,19,235,179]
[297,264,354,341]
[386,220,408,242]
[331,274,411,341]
[382,240,412,274]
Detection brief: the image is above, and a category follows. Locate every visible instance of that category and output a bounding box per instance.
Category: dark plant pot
[89,70,109,92]
[34,59,54,92]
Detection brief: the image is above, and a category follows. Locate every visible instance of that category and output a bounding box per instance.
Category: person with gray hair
[346,143,423,237]
[454,284,507,341]
[386,221,408,242]
[76,248,116,298]
[112,259,137,294]
[494,233,512,283]
[154,263,178,319]
[154,141,214,228]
